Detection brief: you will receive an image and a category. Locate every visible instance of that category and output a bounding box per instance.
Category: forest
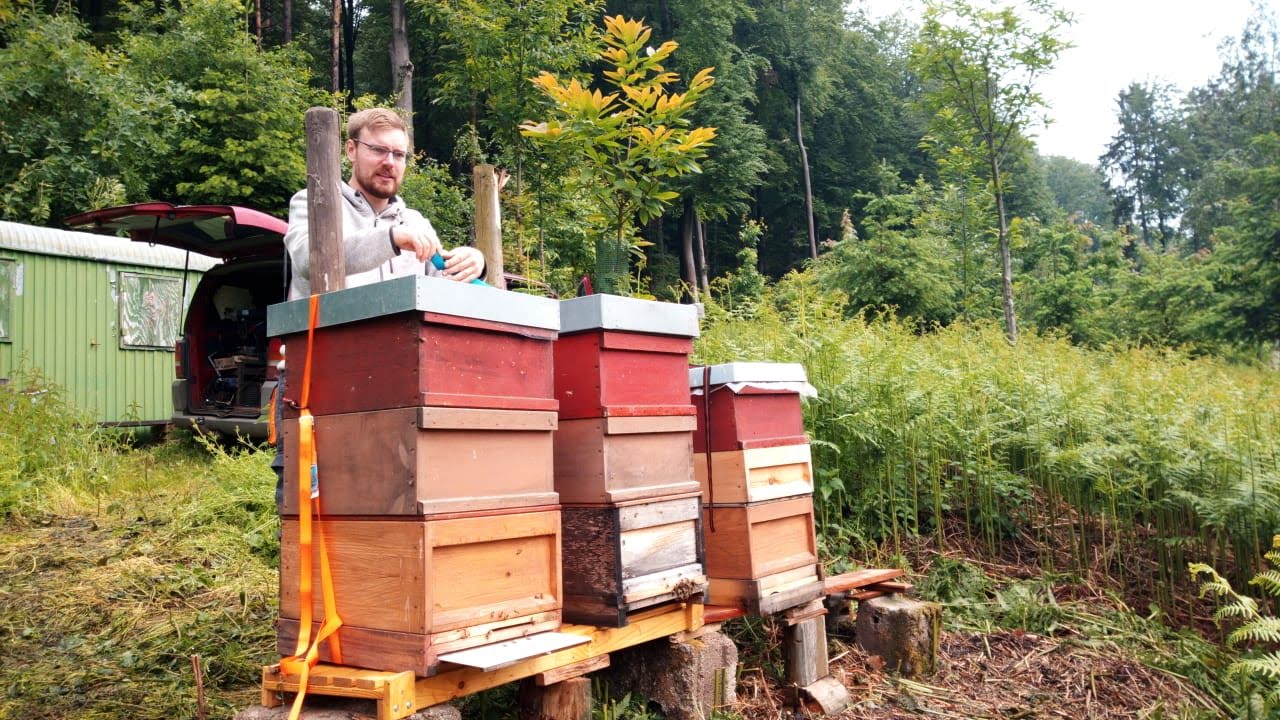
[2,0,1280,717]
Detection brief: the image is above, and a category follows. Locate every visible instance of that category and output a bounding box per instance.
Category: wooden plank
[416,406,558,431]
[605,414,697,435]
[783,598,827,626]
[702,605,747,623]
[534,654,610,687]
[800,676,851,715]
[617,495,700,531]
[620,564,706,603]
[823,568,904,594]
[437,632,590,672]
[412,603,703,707]
[619,521,698,579]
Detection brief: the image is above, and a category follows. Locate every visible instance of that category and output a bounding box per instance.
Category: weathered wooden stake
[304,107,345,294]
[473,163,505,289]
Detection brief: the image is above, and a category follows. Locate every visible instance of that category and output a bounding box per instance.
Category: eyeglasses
[353,139,408,164]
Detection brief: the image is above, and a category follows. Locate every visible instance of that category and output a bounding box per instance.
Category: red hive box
[271,276,559,417]
[689,362,813,453]
[554,294,700,420]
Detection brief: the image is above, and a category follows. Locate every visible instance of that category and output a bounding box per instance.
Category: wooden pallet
[262,601,703,714]
[261,664,416,720]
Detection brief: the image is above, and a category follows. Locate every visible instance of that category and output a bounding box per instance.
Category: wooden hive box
[689,362,814,453]
[554,294,699,419]
[703,495,824,614]
[281,406,558,515]
[267,275,559,417]
[694,442,814,505]
[554,415,700,505]
[278,507,562,676]
[561,493,706,627]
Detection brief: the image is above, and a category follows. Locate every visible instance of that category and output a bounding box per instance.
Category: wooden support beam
[534,655,610,687]
[518,676,591,720]
[784,615,828,689]
[473,163,505,289]
[412,602,702,709]
[261,664,416,720]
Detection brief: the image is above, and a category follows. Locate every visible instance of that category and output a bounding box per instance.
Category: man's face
[346,126,409,201]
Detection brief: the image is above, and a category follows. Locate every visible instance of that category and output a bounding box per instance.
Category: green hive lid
[559,294,699,337]
[688,362,810,388]
[266,274,560,336]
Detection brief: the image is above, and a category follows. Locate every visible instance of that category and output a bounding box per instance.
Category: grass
[0,375,279,719]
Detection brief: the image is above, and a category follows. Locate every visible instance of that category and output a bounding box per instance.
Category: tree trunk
[330,0,340,94]
[343,0,356,99]
[696,218,710,300]
[389,0,414,153]
[990,155,1017,344]
[680,197,697,301]
[283,0,293,43]
[254,0,262,48]
[796,95,817,260]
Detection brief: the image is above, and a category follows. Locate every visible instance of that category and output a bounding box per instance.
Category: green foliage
[398,157,473,249]
[699,276,1280,594]
[1192,536,1280,714]
[0,10,181,223]
[120,0,327,212]
[0,366,116,516]
[521,15,717,294]
[815,179,957,325]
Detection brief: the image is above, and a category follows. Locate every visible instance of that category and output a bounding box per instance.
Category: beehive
[267,276,568,675]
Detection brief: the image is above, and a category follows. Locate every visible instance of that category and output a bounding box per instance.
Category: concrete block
[854,595,942,678]
[598,630,737,720]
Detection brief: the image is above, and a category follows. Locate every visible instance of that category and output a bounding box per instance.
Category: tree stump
[854,595,942,677]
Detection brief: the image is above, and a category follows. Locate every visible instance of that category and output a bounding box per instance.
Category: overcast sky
[858,0,1271,165]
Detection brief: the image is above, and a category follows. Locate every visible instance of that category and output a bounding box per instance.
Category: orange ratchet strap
[278,294,343,720]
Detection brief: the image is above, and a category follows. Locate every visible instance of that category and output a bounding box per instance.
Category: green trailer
[0,219,218,427]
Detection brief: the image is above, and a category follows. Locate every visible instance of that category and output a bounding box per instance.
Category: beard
[352,160,402,200]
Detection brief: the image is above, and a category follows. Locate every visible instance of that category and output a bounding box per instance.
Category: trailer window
[119,272,182,350]
[0,259,12,342]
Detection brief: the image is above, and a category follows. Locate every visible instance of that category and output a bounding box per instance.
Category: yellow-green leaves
[521,15,717,293]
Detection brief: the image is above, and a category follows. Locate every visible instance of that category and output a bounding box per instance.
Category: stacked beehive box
[553,295,708,627]
[690,362,826,615]
[267,275,568,676]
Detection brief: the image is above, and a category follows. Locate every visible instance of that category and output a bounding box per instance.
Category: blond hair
[346,108,406,141]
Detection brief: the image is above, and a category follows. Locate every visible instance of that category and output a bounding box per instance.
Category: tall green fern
[1191,535,1280,714]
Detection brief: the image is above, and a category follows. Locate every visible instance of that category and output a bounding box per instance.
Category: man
[274,108,484,507]
[282,107,485,298]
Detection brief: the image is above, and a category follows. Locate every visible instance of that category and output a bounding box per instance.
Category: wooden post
[473,163,506,289]
[517,676,592,720]
[305,107,345,294]
[784,616,827,687]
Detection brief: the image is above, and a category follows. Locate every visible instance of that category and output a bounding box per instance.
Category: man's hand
[439,246,485,283]
[391,224,441,262]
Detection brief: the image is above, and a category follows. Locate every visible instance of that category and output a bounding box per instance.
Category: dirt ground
[735,627,1220,719]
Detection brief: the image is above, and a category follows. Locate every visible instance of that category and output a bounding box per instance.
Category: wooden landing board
[823,568,904,594]
[437,631,590,672]
[413,601,703,708]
